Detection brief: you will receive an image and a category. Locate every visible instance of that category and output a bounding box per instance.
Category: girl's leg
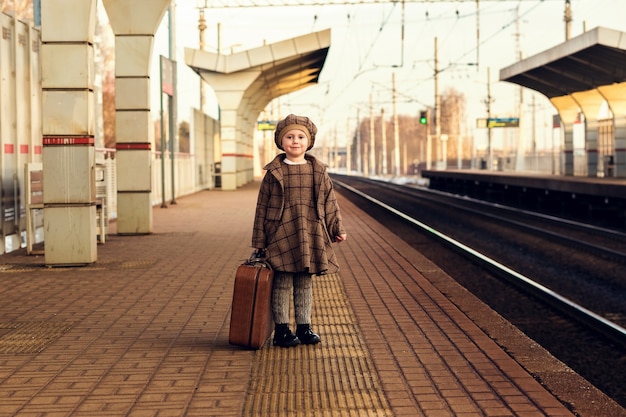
[294,273,321,344]
[272,272,300,347]
[293,272,312,324]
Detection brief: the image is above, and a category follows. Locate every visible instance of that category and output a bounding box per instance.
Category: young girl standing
[252,114,347,348]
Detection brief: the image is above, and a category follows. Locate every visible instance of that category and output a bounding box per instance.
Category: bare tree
[440,87,469,164]
[1,0,33,20]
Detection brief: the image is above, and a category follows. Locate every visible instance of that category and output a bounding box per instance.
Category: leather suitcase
[228,256,274,349]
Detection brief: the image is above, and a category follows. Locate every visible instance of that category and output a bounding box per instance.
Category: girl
[252,114,347,348]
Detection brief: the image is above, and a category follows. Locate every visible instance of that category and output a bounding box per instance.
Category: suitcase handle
[246,250,271,269]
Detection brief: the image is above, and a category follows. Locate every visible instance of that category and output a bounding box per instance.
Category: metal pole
[487,67,493,170]
[381,108,387,175]
[169,5,177,204]
[434,37,441,168]
[33,0,41,26]
[564,0,572,41]
[346,118,351,175]
[198,7,206,112]
[475,0,479,71]
[392,72,400,176]
[159,57,167,208]
[369,94,375,176]
[356,108,361,174]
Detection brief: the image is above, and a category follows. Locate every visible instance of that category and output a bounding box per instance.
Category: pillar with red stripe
[103,0,171,234]
[40,0,98,265]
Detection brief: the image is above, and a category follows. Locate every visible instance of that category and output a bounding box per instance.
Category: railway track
[331,174,626,409]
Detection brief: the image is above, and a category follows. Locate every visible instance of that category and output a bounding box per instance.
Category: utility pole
[346,118,351,174]
[434,37,441,169]
[392,73,401,176]
[564,0,572,41]
[486,67,493,170]
[198,3,207,112]
[475,0,480,71]
[515,3,525,171]
[334,125,338,170]
[356,108,361,174]
[381,108,387,175]
[369,94,376,176]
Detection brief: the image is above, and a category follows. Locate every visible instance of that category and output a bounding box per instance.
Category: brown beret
[274,114,318,151]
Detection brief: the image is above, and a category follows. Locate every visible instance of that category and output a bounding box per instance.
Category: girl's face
[281,129,309,161]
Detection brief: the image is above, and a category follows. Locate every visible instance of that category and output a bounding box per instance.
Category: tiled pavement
[0,181,622,417]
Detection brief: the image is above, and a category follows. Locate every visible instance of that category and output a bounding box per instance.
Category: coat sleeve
[251,175,271,248]
[322,173,346,238]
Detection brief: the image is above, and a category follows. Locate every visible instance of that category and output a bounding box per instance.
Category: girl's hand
[335,234,347,242]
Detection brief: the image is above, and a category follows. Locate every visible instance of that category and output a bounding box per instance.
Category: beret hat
[274,114,318,151]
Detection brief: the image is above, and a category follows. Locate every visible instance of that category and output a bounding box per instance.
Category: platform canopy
[500,26,626,178]
[184,29,331,190]
[500,26,626,98]
[185,29,330,116]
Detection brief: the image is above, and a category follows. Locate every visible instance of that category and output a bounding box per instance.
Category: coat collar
[263,153,327,173]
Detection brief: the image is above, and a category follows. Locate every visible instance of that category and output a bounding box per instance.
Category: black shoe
[273,326,300,348]
[296,324,321,345]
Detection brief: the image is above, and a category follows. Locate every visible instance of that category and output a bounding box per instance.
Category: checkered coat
[252,153,346,274]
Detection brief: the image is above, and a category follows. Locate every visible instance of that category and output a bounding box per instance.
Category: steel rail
[334,178,626,348]
[379,180,626,263]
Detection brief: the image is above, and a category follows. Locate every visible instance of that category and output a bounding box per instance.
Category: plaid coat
[252,153,346,274]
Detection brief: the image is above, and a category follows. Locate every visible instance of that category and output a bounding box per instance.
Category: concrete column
[220,108,240,191]
[598,83,626,178]
[102,0,170,233]
[614,116,626,178]
[573,90,604,177]
[551,95,580,176]
[584,119,599,177]
[209,71,259,190]
[40,0,97,265]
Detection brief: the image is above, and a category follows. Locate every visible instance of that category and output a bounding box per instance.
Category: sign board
[488,117,519,128]
[476,117,519,128]
[160,55,175,97]
[257,120,277,131]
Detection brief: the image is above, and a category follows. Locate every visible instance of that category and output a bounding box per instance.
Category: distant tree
[440,87,470,163]
[96,9,116,149]
[1,0,33,20]
[349,88,468,176]
[102,70,116,149]
[154,118,163,155]
[178,121,190,154]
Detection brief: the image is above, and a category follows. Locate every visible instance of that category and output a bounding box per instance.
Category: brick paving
[0,181,618,417]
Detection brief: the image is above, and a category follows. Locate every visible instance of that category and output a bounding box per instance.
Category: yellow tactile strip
[243,273,392,417]
[0,321,73,354]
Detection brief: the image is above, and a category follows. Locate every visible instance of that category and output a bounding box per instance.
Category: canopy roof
[500,27,626,98]
[185,29,330,112]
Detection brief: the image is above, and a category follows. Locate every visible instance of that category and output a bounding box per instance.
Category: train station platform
[0,181,622,417]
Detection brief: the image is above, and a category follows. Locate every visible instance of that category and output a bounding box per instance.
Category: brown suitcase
[228,255,274,349]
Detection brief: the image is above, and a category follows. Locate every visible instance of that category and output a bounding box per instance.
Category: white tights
[271,272,312,325]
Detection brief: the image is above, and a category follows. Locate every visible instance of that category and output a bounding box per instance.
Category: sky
[148,0,626,153]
